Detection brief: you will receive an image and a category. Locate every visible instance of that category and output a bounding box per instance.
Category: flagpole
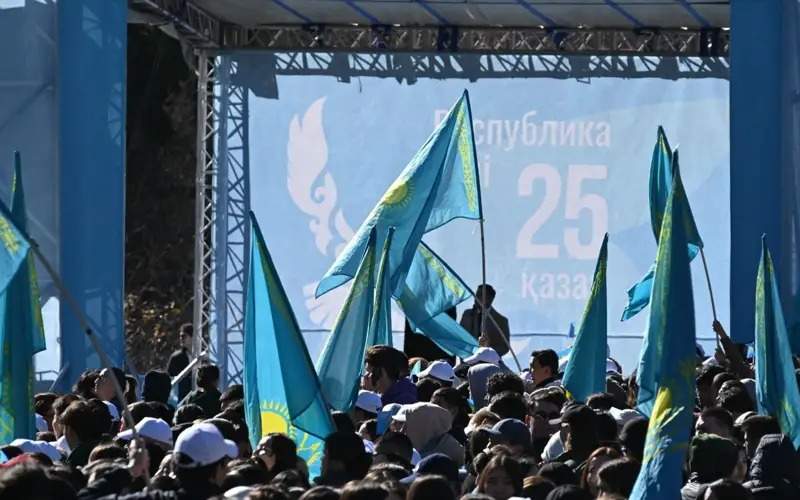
[26,240,141,439]
[699,247,720,350]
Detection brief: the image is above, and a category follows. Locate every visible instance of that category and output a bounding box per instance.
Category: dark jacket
[78,467,222,500]
[166,349,191,402]
[460,307,510,356]
[66,440,101,468]
[743,434,800,500]
[381,378,418,406]
[680,474,708,500]
[178,387,221,418]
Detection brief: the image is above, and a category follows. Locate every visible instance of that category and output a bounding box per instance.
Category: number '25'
[516,164,608,260]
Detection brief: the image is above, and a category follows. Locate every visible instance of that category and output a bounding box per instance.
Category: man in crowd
[167,323,194,402]
[459,284,510,356]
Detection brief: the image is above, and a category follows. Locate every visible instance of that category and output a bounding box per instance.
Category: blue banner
[245,55,729,372]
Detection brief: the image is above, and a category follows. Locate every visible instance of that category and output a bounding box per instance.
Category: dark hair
[272,468,309,490]
[88,442,127,463]
[488,391,527,421]
[476,455,524,497]
[74,369,100,399]
[365,462,410,482]
[222,463,270,490]
[712,372,737,396]
[174,458,228,486]
[537,462,577,486]
[619,417,649,462]
[586,393,615,412]
[596,458,640,497]
[127,401,157,424]
[365,346,407,382]
[174,403,204,425]
[0,463,77,499]
[36,431,56,442]
[408,475,456,500]
[431,387,471,431]
[324,431,372,482]
[595,412,619,444]
[375,431,414,468]
[196,364,220,390]
[697,365,725,387]
[531,350,558,374]
[579,447,621,491]
[700,407,735,433]
[180,323,193,336]
[332,411,356,434]
[360,419,378,442]
[340,482,390,500]
[143,370,172,404]
[522,476,556,500]
[717,386,754,416]
[697,479,753,500]
[61,399,111,442]
[257,433,299,477]
[147,401,175,425]
[300,486,341,500]
[486,372,525,399]
[125,375,138,405]
[249,484,291,500]
[543,485,591,500]
[53,394,81,421]
[220,384,244,407]
[416,378,444,403]
[34,392,58,419]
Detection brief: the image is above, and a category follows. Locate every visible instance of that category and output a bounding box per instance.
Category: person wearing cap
[401,453,461,495]
[353,390,382,428]
[392,402,464,467]
[486,419,531,457]
[461,347,505,410]
[417,360,456,386]
[459,284,511,356]
[116,417,174,477]
[551,404,599,475]
[363,346,418,406]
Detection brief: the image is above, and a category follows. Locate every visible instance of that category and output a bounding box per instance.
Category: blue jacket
[381,377,418,406]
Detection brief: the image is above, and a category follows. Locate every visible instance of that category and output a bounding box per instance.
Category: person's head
[488,391,527,421]
[697,365,726,409]
[354,391,381,427]
[322,431,372,483]
[712,372,736,397]
[196,364,220,392]
[174,403,204,425]
[74,369,100,399]
[740,415,780,459]
[172,422,238,487]
[487,419,531,456]
[716,386,754,419]
[127,401,157,426]
[88,442,127,463]
[688,433,742,483]
[475,285,496,308]
[696,407,735,439]
[530,350,558,385]
[403,453,460,494]
[0,463,77,499]
[34,392,58,427]
[594,412,619,445]
[255,433,298,474]
[586,393,615,412]
[415,378,444,403]
[60,399,111,447]
[143,370,172,404]
[538,462,577,487]
[522,476,556,500]
[486,372,525,400]
[544,484,592,500]
[94,367,125,402]
[220,384,244,410]
[299,486,341,500]
[579,447,622,495]
[407,475,455,500]
[467,408,501,435]
[374,431,414,469]
[698,479,753,500]
[476,455,523,500]
[559,404,598,454]
[619,417,648,462]
[364,346,408,394]
[51,394,80,438]
[595,458,639,498]
[272,468,310,491]
[430,387,470,430]
[338,482,390,500]
[180,323,193,350]
[222,462,270,490]
[249,485,291,500]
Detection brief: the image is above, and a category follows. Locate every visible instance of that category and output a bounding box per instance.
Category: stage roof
[190,0,729,29]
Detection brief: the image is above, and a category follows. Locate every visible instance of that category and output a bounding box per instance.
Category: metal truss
[225,25,728,57]
[129,0,221,47]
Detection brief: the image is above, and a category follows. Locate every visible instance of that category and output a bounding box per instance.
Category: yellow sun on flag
[381,177,413,207]
[260,401,295,439]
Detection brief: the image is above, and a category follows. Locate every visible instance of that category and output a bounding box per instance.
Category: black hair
[220,384,244,406]
[272,468,310,490]
[331,411,356,434]
[340,482,390,500]
[33,392,58,419]
[365,346,407,382]
[697,365,726,387]
[486,372,525,398]
[543,485,591,500]
[697,479,753,500]
[537,462,577,486]
[530,350,559,375]
[300,486,341,500]
[700,407,735,432]
[595,411,619,444]
[249,484,291,500]
[488,391,528,421]
[324,431,372,482]
[88,442,127,463]
[127,401,157,425]
[143,370,172,404]
[0,463,76,499]
[408,475,455,500]
[717,386,754,416]
[257,433,299,479]
[196,364,220,390]
[174,403,204,425]
[222,462,270,490]
[147,401,175,424]
[180,323,193,336]
[619,417,649,462]
[416,378,444,403]
[596,458,640,497]
[74,369,100,399]
[61,399,111,442]
[431,387,471,430]
[586,393,616,412]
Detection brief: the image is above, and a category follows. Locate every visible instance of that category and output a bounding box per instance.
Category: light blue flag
[317,227,390,411]
[622,133,704,320]
[563,234,608,403]
[630,166,697,500]
[397,242,478,357]
[244,213,334,478]
[370,228,395,347]
[0,153,43,443]
[315,91,481,299]
[754,236,800,448]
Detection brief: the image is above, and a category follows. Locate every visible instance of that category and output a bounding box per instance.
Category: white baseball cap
[117,417,173,447]
[173,422,238,467]
[463,347,501,366]
[355,390,382,415]
[417,360,455,383]
[10,439,62,462]
[102,401,120,421]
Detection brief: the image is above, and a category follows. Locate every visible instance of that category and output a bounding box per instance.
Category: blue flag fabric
[563,234,608,403]
[630,167,697,500]
[315,91,481,299]
[317,227,391,411]
[370,228,394,347]
[244,213,334,477]
[622,132,704,320]
[0,153,43,443]
[754,236,800,448]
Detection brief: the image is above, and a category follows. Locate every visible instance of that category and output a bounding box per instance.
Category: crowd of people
[0,322,797,500]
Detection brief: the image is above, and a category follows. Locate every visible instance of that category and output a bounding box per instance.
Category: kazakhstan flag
[0,153,43,443]
[315,91,481,299]
[317,227,395,411]
[244,212,334,477]
[562,234,608,403]
[630,154,697,500]
[621,129,703,321]
[370,228,394,347]
[754,236,800,448]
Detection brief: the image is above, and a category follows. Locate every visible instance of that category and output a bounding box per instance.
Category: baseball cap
[550,403,596,427]
[9,439,62,462]
[417,360,456,383]
[173,422,238,467]
[118,417,173,447]
[401,453,459,485]
[355,390,382,415]
[463,347,501,366]
[391,404,411,423]
[486,418,531,449]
